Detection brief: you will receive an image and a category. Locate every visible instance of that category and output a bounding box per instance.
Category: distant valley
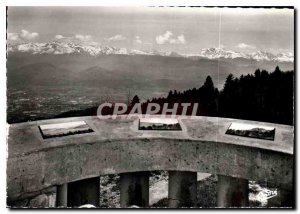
[6,43,294,123]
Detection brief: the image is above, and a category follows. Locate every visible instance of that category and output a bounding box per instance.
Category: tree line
[131,66,294,125]
[55,66,294,125]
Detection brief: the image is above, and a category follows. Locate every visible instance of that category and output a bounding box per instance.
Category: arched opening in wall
[100,174,121,208]
[196,173,217,207]
[99,171,170,208]
[149,171,169,207]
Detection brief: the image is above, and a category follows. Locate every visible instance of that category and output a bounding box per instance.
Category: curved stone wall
[7,116,294,202]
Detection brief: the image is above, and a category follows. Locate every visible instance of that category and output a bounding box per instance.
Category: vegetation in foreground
[53,66,294,126]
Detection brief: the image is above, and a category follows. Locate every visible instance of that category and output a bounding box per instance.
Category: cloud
[7,33,19,41]
[170,34,186,44]
[7,29,39,42]
[107,34,126,42]
[53,34,97,45]
[156,31,186,45]
[20,29,39,40]
[236,43,256,49]
[75,34,92,41]
[135,36,142,44]
[134,36,152,46]
[156,31,172,44]
[55,35,65,40]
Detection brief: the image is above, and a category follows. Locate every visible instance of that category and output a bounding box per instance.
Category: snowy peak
[7,42,293,62]
[250,51,275,61]
[192,48,249,59]
[249,51,293,62]
[7,42,129,56]
[187,48,293,62]
[272,52,294,62]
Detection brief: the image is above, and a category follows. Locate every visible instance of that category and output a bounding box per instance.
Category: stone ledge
[7,116,294,201]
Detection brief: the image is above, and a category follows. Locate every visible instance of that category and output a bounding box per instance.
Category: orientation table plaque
[226,123,275,141]
[39,121,93,139]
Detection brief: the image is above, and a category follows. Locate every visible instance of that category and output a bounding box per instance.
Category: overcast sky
[7,7,294,54]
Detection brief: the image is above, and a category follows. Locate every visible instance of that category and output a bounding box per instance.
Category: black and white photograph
[225,123,276,141]
[139,118,182,131]
[5,5,295,209]
[39,121,94,139]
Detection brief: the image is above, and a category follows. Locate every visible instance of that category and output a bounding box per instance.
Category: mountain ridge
[7,41,294,62]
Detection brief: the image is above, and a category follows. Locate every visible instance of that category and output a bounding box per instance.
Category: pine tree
[131,95,140,105]
[203,76,214,90]
[223,74,234,92]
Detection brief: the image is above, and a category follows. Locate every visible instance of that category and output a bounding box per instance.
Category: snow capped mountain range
[7,42,294,62]
[185,48,293,62]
